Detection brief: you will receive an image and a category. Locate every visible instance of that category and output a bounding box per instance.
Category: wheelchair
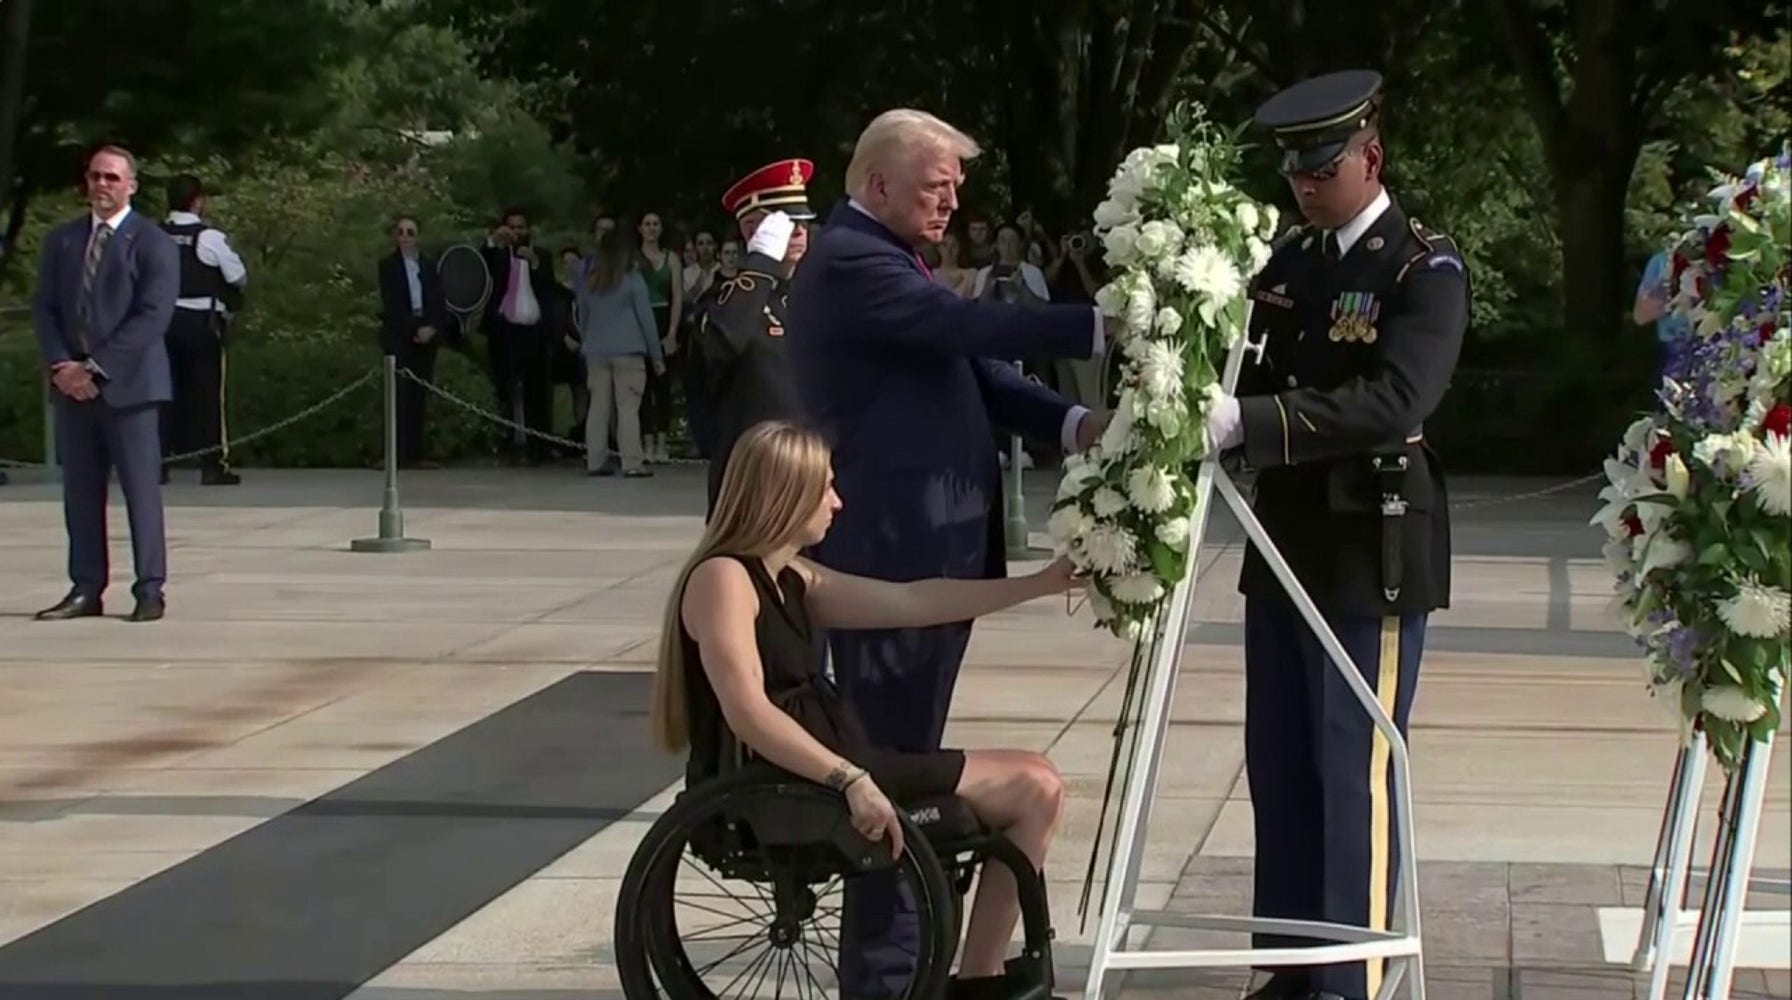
[615,756,1059,998]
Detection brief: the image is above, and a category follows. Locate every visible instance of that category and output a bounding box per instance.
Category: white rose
[1235,201,1259,234]
[1247,237,1272,276]
[1094,280,1129,319]
[1143,397,1185,432]
[1155,516,1190,551]
[1154,306,1183,336]
[1103,223,1140,268]
[1134,220,1182,261]
[1093,196,1139,232]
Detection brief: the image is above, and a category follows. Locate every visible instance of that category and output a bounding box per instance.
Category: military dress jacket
[1232,195,1470,616]
[695,250,803,510]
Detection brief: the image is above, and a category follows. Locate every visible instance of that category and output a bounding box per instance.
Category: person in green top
[635,211,682,463]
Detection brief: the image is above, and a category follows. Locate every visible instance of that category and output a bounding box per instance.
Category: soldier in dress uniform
[693,158,815,514]
[1202,69,1470,1000]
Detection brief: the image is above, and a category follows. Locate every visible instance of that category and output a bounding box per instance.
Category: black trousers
[486,319,555,460]
[161,308,229,471]
[387,324,439,464]
[1244,590,1427,1000]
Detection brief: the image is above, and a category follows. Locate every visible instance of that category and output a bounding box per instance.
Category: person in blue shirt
[1634,249,1692,378]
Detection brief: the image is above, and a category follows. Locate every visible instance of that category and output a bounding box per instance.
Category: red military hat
[721,158,816,221]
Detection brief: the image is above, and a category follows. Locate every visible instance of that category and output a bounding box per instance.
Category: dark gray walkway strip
[0,670,680,999]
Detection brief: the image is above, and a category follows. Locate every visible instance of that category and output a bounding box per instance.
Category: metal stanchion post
[352,356,430,553]
[1005,360,1049,562]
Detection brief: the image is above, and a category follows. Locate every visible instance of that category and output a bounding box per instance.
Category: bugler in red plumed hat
[721,159,817,221]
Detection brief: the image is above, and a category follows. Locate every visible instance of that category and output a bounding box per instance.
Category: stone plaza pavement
[0,466,1785,999]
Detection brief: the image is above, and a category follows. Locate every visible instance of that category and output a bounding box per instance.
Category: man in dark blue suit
[787,107,1110,998]
[32,145,178,623]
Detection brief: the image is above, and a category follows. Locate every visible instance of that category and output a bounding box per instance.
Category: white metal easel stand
[1631,679,1786,1000]
[1080,330,1426,1000]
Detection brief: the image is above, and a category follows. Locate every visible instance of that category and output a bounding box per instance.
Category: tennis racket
[437,243,491,324]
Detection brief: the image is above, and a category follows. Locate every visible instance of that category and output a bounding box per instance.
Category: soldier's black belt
[1372,452,1410,603]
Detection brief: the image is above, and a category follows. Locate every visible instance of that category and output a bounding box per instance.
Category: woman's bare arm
[684,558,861,788]
[791,556,1072,631]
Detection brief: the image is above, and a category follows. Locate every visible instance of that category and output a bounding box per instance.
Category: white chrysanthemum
[1701,685,1768,724]
[1134,340,1184,403]
[1127,466,1176,514]
[1109,573,1165,605]
[1101,391,1137,455]
[1124,282,1157,334]
[1081,524,1139,575]
[1717,578,1792,639]
[1156,515,1191,551]
[1153,306,1183,337]
[1234,201,1259,234]
[1134,219,1184,261]
[1091,486,1129,519]
[1094,280,1128,319]
[1093,196,1139,232]
[1103,223,1141,268]
[1170,244,1244,304]
[1745,431,1790,515]
[1047,503,1092,551]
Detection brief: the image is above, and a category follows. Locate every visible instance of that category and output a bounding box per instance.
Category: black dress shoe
[127,596,165,622]
[201,468,241,485]
[35,593,103,620]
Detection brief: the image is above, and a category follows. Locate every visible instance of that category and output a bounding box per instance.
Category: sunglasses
[86,170,125,184]
[396,227,418,236]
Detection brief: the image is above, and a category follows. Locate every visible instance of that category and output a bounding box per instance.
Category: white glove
[747,211,795,261]
[1203,393,1243,454]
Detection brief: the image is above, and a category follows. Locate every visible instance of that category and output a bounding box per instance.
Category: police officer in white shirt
[160,174,247,485]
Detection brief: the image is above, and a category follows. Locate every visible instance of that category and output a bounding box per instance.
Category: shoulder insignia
[1271,224,1307,252]
[1396,218,1465,282]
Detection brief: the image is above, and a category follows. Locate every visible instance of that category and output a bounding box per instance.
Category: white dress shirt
[402,253,424,314]
[166,210,248,312]
[844,199,1103,452]
[1329,188,1391,257]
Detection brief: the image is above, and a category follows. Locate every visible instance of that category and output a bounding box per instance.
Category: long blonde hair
[649,420,833,752]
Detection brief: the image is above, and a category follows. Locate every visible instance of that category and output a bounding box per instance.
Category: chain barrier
[0,368,380,470]
[1,358,1609,506]
[395,366,709,465]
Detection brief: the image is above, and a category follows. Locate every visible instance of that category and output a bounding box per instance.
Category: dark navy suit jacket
[33,208,178,409]
[787,200,1099,582]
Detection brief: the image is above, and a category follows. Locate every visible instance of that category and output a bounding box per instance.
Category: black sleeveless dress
[682,555,967,802]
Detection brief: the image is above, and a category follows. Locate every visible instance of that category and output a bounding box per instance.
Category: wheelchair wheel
[616,767,958,999]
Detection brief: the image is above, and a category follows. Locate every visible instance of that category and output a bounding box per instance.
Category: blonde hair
[649,420,833,752]
[845,108,981,198]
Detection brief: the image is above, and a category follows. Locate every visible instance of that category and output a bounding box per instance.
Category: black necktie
[1322,231,1341,265]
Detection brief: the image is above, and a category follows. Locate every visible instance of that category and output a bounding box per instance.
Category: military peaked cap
[1253,69,1383,174]
[721,159,817,221]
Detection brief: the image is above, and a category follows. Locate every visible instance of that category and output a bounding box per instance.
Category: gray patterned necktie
[76,221,113,353]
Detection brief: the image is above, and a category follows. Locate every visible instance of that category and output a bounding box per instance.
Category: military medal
[1328,291,1380,343]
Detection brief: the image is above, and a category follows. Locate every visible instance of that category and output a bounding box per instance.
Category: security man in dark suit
[693,158,815,514]
[160,174,247,485]
[1202,70,1469,1000]
[378,216,454,467]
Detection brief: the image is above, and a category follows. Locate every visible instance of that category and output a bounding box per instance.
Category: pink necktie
[914,252,932,279]
[500,256,523,315]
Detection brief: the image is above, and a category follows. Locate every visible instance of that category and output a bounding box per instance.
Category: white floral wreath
[1050,105,1278,641]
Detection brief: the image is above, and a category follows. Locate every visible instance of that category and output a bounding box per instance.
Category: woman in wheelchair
[648,419,1076,997]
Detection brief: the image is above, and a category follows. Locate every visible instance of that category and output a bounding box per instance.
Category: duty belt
[1372,452,1410,603]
